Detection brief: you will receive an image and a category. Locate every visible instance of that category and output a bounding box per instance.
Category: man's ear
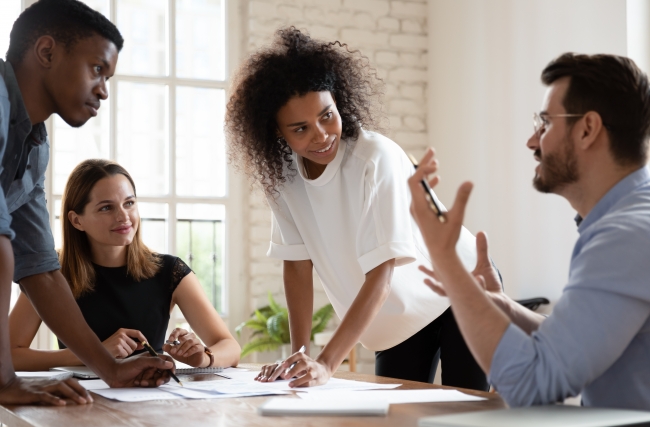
[68,211,85,232]
[575,111,603,151]
[32,35,57,69]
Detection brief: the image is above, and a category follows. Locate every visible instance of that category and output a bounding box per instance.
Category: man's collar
[576,166,650,233]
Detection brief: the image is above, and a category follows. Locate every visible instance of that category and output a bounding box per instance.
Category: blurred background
[2,0,649,376]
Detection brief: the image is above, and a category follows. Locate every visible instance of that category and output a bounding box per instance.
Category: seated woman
[9,159,240,371]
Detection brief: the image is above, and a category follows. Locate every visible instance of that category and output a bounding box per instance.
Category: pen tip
[179,381,184,387]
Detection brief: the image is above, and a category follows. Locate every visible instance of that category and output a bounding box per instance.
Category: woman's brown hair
[60,159,161,298]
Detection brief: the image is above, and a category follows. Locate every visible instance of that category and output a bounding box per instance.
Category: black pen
[141,341,183,387]
[407,153,446,223]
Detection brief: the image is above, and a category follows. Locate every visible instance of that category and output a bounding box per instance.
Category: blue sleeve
[11,174,60,282]
[0,88,15,240]
[488,221,650,406]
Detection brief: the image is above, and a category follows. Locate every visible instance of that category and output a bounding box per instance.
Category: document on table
[78,367,401,402]
[299,389,487,404]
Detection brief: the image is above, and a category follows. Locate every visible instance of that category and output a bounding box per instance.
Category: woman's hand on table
[255,352,333,387]
[162,328,207,367]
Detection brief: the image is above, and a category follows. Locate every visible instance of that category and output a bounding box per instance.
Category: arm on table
[9,292,148,370]
[281,258,395,387]
[166,272,241,368]
[0,236,91,405]
[256,259,314,381]
[20,271,173,387]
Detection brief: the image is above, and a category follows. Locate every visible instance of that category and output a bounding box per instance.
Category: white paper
[298,389,487,404]
[258,397,389,416]
[16,371,72,380]
[91,387,184,402]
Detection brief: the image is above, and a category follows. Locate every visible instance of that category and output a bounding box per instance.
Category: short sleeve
[266,193,310,261]
[11,177,59,282]
[171,257,192,291]
[355,146,421,274]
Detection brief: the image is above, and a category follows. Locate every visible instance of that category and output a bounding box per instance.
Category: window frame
[39,0,245,348]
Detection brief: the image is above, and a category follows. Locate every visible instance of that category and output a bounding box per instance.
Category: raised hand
[0,376,93,406]
[162,328,206,367]
[407,148,473,260]
[102,328,146,359]
[470,232,503,294]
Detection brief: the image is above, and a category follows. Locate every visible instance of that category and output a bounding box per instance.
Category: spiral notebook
[51,363,222,379]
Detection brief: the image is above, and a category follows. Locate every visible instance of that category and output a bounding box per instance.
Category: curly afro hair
[226,27,384,196]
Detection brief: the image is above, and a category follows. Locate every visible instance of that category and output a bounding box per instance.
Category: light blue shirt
[489,166,650,410]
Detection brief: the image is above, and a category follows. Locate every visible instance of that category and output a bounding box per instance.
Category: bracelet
[204,346,214,368]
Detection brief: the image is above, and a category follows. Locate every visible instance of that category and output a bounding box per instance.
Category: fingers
[167,328,187,343]
[475,231,490,265]
[43,379,91,405]
[120,328,146,351]
[448,181,473,225]
[35,390,67,406]
[418,264,439,280]
[255,364,280,382]
[423,278,447,296]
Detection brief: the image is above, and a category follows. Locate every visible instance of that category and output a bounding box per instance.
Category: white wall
[427,0,627,302]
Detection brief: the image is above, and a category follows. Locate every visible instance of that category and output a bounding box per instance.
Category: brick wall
[242,0,429,374]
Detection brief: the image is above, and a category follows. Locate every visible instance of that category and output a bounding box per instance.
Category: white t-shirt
[266,130,477,351]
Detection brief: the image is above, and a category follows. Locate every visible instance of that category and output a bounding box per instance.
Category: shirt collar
[577,165,650,233]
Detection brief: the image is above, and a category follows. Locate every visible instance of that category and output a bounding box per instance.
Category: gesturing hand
[102,328,146,359]
[420,231,504,298]
[0,376,93,406]
[162,328,207,367]
[408,148,473,260]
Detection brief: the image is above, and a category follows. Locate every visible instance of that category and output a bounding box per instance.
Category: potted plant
[236,292,334,358]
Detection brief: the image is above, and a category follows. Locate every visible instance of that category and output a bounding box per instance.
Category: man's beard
[532,136,579,193]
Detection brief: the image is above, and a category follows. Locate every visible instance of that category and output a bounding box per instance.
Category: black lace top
[57,255,192,354]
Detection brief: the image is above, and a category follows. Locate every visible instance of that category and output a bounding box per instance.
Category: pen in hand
[407,153,446,223]
[141,341,183,387]
[284,345,306,377]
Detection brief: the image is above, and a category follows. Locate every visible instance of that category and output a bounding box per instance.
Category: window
[44,0,240,344]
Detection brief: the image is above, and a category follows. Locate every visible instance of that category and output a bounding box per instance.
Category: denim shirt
[489,166,650,410]
[0,59,59,282]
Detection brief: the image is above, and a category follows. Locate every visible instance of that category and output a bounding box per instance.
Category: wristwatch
[204,346,214,368]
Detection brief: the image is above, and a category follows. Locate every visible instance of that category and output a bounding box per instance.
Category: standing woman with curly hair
[226,28,488,390]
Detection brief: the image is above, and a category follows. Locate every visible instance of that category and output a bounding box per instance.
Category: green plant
[236,292,334,358]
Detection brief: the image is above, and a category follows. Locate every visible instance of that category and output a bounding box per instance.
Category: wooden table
[0,365,505,427]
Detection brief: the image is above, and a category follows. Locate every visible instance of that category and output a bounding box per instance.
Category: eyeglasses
[532,112,584,134]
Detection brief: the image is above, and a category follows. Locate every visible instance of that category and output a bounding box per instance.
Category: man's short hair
[6,0,124,63]
[541,53,650,166]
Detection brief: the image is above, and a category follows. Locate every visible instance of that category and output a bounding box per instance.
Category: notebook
[51,363,223,379]
[418,405,650,427]
[258,397,389,416]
